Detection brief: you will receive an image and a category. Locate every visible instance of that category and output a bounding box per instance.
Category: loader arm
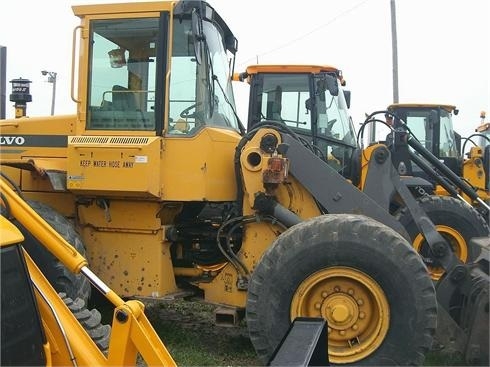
[406,133,490,215]
[283,131,481,293]
[279,133,411,239]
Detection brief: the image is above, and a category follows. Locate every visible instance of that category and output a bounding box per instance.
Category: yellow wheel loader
[363,104,489,281]
[236,64,489,365]
[382,103,490,219]
[0,2,484,365]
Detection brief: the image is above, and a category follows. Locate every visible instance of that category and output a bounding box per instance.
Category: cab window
[87,18,159,131]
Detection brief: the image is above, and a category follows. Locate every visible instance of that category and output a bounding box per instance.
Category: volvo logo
[0,136,26,145]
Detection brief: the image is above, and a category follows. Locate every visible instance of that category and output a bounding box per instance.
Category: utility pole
[390,0,399,103]
[0,46,6,119]
[41,70,57,115]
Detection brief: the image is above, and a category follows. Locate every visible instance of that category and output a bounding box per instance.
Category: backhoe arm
[0,177,177,366]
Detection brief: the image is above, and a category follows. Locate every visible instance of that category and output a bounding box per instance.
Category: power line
[237,0,370,67]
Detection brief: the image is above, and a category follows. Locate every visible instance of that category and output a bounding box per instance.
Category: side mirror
[108,48,126,68]
[191,9,204,65]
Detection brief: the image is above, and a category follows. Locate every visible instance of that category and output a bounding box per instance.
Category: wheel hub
[413,224,467,280]
[291,266,390,364]
[322,294,358,329]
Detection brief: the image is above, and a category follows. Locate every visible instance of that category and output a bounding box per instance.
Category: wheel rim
[413,224,468,280]
[290,266,390,364]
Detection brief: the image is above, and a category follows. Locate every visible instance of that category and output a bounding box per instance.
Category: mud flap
[268,317,329,366]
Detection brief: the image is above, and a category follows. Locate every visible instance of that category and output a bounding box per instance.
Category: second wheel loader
[237,65,489,277]
[0,2,488,365]
[236,64,489,364]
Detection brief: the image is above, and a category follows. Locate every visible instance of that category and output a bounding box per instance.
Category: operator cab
[386,104,462,176]
[243,65,358,179]
[77,0,240,136]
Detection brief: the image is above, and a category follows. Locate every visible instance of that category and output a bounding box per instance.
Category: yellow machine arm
[0,178,177,366]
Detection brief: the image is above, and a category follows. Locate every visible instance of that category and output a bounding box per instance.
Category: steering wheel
[180,102,202,119]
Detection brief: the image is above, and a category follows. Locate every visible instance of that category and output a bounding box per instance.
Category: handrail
[71,26,82,103]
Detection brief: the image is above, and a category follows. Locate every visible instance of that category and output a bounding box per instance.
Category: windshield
[401,108,458,158]
[167,17,239,135]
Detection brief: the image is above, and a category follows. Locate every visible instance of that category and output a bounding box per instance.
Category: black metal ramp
[268,317,329,366]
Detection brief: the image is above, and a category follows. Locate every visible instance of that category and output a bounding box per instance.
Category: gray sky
[1,0,488,138]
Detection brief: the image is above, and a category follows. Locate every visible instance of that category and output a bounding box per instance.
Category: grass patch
[94,296,475,366]
[424,351,467,366]
[145,299,260,366]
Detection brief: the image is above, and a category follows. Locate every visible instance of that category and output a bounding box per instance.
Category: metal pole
[42,70,57,115]
[390,0,399,103]
[50,73,57,115]
[0,46,6,119]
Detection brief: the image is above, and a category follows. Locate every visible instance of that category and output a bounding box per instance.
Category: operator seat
[110,85,152,129]
[112,85,137,111]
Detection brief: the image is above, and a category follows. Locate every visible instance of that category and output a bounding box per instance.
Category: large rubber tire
[60,293,111,352]
[396,195,490,280]
[17,201,91,304]
[246,214,437,366]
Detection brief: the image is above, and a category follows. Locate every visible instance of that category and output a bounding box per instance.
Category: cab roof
[387,103,457,113]
[72,1,174,16]
[244,64,340,75]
